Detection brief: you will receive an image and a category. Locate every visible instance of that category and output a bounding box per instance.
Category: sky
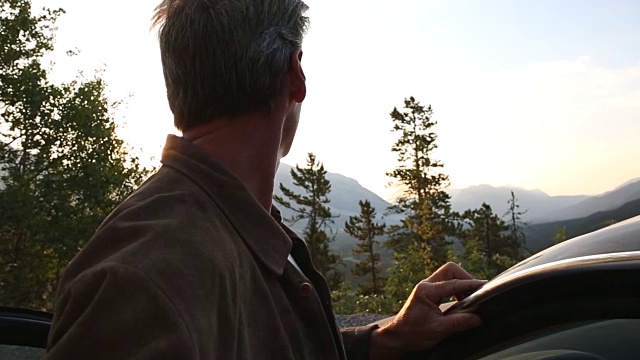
[32,0,640,200]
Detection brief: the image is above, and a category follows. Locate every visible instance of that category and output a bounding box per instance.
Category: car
[2,216,640,359]
[0,307,50,359]
[405,214,640,359]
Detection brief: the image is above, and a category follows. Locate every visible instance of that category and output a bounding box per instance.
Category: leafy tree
[553,227,568,245]
[461,203,516,279]
[385,97,455,274]
[344,200,385,295]
[0,0,149,310]
[504,191,527,260]
[274,153,343,289]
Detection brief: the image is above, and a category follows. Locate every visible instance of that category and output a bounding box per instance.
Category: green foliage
[345,200,386,295]
[274,153,343,289]
[460,203,518,279]
[599,219,618,229]
[331,282,396,315]
[0,0,150,310]
[386,97,449,212]
[385,97,455,273]
[384,242,432,311]
[553,226,568,245]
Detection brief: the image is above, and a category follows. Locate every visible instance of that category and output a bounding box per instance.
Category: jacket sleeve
[46,262,196,360]
[340,323,380,360]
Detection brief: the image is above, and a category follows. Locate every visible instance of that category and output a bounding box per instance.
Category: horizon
[32,0,640,200]
[278,161,639,200]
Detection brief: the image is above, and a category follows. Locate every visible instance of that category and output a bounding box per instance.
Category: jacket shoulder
[59,166,243,298]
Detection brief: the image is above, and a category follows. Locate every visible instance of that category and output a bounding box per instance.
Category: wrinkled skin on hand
[370,263,487,359]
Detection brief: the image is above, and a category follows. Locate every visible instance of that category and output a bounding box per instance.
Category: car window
[0,344,45,360]
[477,319,640,360]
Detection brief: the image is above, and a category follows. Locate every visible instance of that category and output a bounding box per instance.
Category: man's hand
[370,263,487,360]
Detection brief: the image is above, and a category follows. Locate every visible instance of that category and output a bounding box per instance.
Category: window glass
[479,319,640,360]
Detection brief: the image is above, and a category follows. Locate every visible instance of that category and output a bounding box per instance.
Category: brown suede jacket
[45,135,377,360]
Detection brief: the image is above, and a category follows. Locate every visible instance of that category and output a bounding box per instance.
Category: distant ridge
[447,185,589,223]
[543,179,640,222]
[274,163,402,232]
[525,198,640,252]
[447,179,640,224]
[273,163,640,256]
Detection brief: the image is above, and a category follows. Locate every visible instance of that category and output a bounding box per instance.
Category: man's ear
[289,48,306,103]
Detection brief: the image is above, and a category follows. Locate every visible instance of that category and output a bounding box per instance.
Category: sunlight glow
[33,0,640,200]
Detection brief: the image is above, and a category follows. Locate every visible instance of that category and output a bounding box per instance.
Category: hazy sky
[33,0,640,200]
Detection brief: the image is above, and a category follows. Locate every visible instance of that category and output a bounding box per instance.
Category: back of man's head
[153,0,309,131]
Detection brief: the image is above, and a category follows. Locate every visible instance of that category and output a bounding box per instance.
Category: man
[45,0,486,359]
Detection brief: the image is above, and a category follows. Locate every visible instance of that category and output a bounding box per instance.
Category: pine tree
[345,200,386,295]
[384,241,432,312]
[274,153,342,288]
[461,203,516,279]
[504,191,527,260]
[385,97,455,273]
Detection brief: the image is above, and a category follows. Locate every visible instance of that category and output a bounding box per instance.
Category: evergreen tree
[274,153,342,288]
[385,97,455,273]
[345,200,385,295]
[504,191,527,260]
[384,241,432,313]
[461,203,516,279]
[0,0,149,310]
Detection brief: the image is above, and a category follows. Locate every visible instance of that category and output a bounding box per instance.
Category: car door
[0,307,51,360]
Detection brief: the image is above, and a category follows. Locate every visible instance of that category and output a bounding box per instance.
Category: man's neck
[182,114,283,211]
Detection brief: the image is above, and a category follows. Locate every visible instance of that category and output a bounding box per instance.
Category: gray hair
[153,0,309,130]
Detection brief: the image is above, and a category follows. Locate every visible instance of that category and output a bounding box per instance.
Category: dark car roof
[444,215,640,316]
[495,215,640,280]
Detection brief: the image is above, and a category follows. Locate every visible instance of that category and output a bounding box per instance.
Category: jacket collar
[160,135,292,276]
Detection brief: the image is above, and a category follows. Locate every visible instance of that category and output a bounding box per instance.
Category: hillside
[273,163,640,263]
[274,163,402,232]
[524,198,640,253]
[542,180,640,222]
[447,185,589,222]
[274,163,396,286]
[276,163,640,231]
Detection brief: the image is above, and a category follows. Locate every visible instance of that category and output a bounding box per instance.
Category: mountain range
[448,178,640,223]
[525,198,640,252]
[447,185,589,222]
[274,162,640,253]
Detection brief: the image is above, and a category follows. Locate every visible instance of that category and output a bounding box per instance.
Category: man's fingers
[435,313,483,338]
[420,279,487,304]
[427,262,474,282]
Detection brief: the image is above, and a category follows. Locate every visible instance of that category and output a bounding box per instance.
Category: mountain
[447,185,589,223]
[447,179,640,224]
[274,163,399,280]
[542,180,640,222]
[275,163,640,230]
[273,164,640,256]
[524,198,640,253]
[615,177,640,189]
[271,164,640,284]
[274,163,402,233]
